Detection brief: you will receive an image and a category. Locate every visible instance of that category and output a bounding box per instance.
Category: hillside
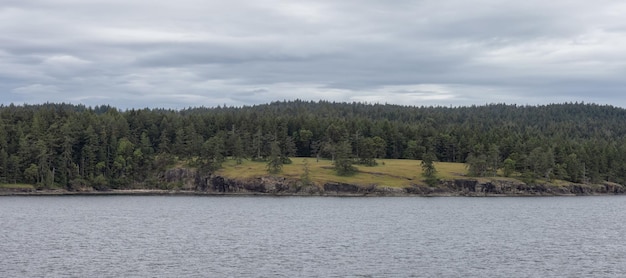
[217,158,467,188]
[1,100,626,191]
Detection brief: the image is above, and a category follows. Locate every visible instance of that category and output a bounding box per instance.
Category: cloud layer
[2,0,626,108]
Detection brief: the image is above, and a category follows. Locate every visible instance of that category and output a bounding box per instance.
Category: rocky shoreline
[2,167,625,197]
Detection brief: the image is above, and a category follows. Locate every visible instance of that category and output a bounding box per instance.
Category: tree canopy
[1,101,625,189]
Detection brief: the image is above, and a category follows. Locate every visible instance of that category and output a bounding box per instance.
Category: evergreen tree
[503,157,516,177]
[357,137,378,166]
[233,135,245,165]
[300,158,311,190]
[2,101,626,189]
[199,135,226,171]
[421,152,438,186]
[296,129,313,157]
[334,140,356,176]
[267,141,283,174]
[487,144,500,176]
[0,149,7,183]
[467,153,488,177]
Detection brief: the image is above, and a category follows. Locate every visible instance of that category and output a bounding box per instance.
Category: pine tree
[334,140,356,176]
[233,135,244,165]
[267,141,283,174]
[300,158,311,190]
[421,152,438,186]
[503,157,516,177]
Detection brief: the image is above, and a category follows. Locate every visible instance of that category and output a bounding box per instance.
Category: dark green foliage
[334,140,356,176]
[503,158,516,177]
[421,152,438,186]
[296,129,313,157]
[300,158,311,190]
[91,174,110,191]
[357,137,378,166]
[1,101,626,190]
[198,135,226,171]
[267,141,283,174]
[356,136,386,166]
[232,135,245,164]
[466,153,488,177]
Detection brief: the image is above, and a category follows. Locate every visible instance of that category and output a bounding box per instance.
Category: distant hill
[1,100,626,190]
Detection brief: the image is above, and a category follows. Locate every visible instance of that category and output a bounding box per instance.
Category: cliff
[3,167,624,196]
[157,167,626,196]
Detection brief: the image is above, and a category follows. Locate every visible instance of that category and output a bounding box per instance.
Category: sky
[1,0,626,109]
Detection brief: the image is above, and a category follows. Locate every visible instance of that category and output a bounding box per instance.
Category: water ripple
[1,196,625,277]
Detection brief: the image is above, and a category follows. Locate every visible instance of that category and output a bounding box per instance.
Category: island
[2,101,626,196]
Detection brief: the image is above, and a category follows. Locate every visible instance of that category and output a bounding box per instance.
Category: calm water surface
[1,196,625,277]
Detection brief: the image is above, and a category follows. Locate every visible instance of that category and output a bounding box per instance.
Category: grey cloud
[133,43,324,67]
[1,0,625,108]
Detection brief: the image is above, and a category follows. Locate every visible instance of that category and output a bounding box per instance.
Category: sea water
[1,196,625,277]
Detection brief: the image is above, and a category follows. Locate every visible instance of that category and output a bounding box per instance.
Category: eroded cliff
[159,167,626,196]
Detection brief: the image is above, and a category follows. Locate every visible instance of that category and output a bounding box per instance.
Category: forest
[1,100,626,190]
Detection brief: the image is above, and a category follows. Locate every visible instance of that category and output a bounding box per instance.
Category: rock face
[209,176,299,194]
[438,179,626,196]
[160,168,409,195]
[161,168,201,190]
[323,182,362,193]
[162,168,305,194]
[160,168,626,196]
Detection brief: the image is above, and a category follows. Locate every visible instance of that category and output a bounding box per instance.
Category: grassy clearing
[217,158,469,188]
[0,183,35,190]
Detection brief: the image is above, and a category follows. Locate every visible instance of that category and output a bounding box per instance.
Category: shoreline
[3,175,624,197]
[0,188,611,197]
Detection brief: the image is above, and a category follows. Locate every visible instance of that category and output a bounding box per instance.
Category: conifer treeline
[1,100,626,189]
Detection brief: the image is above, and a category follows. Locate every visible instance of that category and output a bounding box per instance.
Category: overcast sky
[1,0,625,109]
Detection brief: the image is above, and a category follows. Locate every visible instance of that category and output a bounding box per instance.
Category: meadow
[217,158,469,188]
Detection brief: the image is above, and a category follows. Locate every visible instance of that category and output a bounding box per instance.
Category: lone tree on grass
[266,141,283,174]
[334,140,356,176]
[421,152,438,186]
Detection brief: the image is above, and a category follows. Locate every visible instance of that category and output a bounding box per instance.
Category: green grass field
[217,158,469,188]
